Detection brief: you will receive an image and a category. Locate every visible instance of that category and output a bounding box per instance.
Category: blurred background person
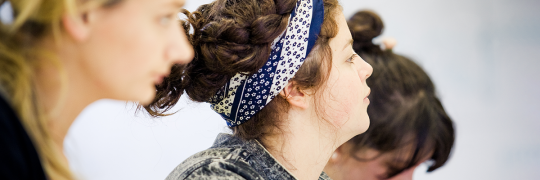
[324,10,455,180]
[0,0,192,179]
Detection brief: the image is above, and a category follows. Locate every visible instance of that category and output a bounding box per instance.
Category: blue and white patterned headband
[210,0,324,127]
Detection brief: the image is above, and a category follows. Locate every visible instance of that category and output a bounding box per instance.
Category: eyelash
[159,13,176,26]
[346,54,358,63]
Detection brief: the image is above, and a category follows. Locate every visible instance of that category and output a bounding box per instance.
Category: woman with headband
[144,0,373,179]
[0,0,192,179]
[324,10,455,180]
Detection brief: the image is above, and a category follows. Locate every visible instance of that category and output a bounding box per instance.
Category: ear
[382,37,397,50]
[329,146,345,164]
[280,81,308,109]
[62,10,93,42]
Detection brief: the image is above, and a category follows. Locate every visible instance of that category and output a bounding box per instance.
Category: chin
[357,115,370,134]
[138,97,154,105]
[135,87,156,105]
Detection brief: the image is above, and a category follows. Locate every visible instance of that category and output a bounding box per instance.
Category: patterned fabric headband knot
[0,1,14,25]
[210,0,324,127]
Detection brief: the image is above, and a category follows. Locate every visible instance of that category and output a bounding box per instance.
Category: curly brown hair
[145,0,341,142]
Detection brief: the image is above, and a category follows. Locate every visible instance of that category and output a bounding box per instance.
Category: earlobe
[62,12,91,42]
[330,147,343,163]
[280,81,308,109]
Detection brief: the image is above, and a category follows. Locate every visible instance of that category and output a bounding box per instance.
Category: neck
[34,39,101,157]
[261,108,343,180]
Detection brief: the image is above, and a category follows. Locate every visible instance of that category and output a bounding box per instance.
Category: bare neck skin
[34,38,103,160]
[262,106,344,180]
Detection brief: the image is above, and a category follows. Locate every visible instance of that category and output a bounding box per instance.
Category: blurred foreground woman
[324,10,455,180]
[0,0,193,179]
[145,0,373,179]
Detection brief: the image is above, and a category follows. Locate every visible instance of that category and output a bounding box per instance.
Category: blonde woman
[0,0,193,179]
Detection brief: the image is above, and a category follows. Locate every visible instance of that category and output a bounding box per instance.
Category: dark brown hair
[145,0,341,142]
[346,10,455,178]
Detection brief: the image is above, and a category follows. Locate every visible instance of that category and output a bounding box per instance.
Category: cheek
[322,67,364,125]
[82,12,165,102]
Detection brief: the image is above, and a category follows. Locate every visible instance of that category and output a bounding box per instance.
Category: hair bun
[156,0,296,104]
[348,10,384,44]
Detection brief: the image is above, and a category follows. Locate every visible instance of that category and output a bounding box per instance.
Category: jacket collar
[211,133,331,180]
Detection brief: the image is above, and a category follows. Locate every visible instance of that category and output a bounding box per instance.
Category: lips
[154,75,165,84]
[364,88,371,99]
[153,71,170,85]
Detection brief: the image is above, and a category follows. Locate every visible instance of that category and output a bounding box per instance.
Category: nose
[166,22,194,65]
[358,57,373,80]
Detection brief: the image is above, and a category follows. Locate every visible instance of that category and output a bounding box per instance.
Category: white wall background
[65,0,540,179]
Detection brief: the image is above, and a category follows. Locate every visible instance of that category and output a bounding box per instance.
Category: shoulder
[319,172,331,180]
[166,147,264,180]
[0,96,46,179]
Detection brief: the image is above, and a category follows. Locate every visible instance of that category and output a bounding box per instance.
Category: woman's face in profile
[320,10,373,137]
[326,144,431,180]
[75,0,193,104]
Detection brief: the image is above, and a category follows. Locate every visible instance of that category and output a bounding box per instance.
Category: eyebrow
[342,39,353,51]
[167,0,185,8]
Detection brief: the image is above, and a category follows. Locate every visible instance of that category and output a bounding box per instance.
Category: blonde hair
[0,0,118,179]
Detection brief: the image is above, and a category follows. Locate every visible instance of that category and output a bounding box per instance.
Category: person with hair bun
[323,10,455,180]
[0,0,193,179]
[145,0,373,179]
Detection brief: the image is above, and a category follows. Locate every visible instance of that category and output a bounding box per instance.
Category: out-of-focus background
[64,0,540,179]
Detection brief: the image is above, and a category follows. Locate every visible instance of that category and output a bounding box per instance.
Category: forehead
[328,10,353,52]
[336,11,352,40]
[123,0,185,8]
